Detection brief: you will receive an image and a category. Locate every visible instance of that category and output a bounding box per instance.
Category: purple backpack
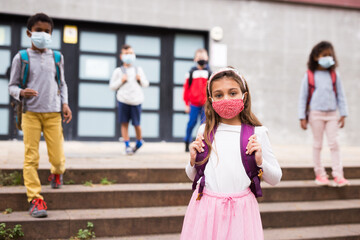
[192,124,263,200]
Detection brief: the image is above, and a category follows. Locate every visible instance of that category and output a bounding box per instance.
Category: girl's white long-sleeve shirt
[185,123,282,193]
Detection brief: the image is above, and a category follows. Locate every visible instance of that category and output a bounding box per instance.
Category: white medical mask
[122,54,136,64]
[31,32,52,49]
[318,56,335,69]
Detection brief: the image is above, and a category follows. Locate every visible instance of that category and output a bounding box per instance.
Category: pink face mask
[212,98,244,119]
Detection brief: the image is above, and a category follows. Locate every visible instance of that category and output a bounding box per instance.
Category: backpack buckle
[258,169,263,180]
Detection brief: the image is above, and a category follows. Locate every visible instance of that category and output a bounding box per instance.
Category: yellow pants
[22,112,66,202]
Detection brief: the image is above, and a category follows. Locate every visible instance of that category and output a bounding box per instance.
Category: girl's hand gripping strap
[192,127,216,201]
[240,124,263,198]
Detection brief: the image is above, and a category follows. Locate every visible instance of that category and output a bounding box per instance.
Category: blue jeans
[184,104,205,143]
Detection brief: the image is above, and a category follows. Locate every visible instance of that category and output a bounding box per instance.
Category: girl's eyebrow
[212,89,223,94]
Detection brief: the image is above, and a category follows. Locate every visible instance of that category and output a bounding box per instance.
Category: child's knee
[313,143,322,149]
[24,146,39,162]
[23,157,40,168]
[121,122,129,127]
[328,141,339,151]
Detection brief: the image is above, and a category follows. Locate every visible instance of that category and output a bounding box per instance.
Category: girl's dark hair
[307,41,338,71]
[198,68,262,165]
[27,13,54,32]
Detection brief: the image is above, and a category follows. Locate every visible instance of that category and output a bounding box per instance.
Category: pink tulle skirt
[180,187,264,240]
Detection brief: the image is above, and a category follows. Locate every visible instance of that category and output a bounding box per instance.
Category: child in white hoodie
[110,44,149,155]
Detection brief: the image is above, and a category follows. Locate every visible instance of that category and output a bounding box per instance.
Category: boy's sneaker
[29,198,48,218]
[133,140,144,153]
[48,174,63,189]
[315,175,330,186]
[126,146,134,155]
[333,177,350,187]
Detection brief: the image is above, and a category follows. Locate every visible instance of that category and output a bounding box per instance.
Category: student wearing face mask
[181,67,282,239]
[298,41,349,187]
[110,44,149,155]
[8,13,72,218]
[183,49,212,152]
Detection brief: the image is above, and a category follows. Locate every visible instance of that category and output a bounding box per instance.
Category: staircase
[1,167,360,239]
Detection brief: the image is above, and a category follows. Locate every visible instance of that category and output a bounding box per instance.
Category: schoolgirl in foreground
[181,67,282,240]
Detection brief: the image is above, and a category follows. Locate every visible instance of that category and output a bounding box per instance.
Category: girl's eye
[215,94,222,98]
[230,92,237,96]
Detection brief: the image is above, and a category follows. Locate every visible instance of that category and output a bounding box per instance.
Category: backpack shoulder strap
[307,70,315,89]
[19,50,29,89]
[306,70,315,108]
[188,69,194,88]
[120,66,126,74]
[207,70,212,80]
[53,50,62,88]
[240,124,263,198]
[330,70,337,96]
[192,126,217,200]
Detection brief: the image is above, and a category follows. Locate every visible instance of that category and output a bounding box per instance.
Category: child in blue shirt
[298,41,349,187]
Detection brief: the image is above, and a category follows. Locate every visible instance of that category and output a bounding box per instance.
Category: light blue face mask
[318,56,335,69]
[31,32,52,49]
[122,54,136,64]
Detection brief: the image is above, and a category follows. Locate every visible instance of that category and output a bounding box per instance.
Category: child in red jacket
[183,49,211,152]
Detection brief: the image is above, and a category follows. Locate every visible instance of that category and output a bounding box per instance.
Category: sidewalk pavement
[0,140,359,169]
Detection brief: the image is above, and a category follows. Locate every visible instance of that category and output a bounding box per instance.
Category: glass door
[77,31,118,139]
[172,33,206,141]
[0,15,208,141]
[0,24,12,138]
[125,34,161,139]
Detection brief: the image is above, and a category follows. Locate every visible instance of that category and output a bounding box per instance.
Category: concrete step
[263,224,360,240]
[98,223,360,240]
[0,206,186,239]
[97,234,180,240]
[260,199,360,228]
[1,180,360,211]
[1,166,359,184]
[281,166,360,181]
[0,183,192,211]
[0,168,190,184]
[1,200,359,239]
[259,179,360,203]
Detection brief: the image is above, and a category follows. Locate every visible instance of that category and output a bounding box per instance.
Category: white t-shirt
[185,123,282,193]
[109,66,149,106]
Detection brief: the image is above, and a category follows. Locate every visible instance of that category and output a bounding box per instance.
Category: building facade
[0,0,359,145]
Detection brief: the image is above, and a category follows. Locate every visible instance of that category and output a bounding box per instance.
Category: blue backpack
[12,49,62,130]
[18,49,62,89]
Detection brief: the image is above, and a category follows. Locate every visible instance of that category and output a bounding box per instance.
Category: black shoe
[29,198,48,218]
[185,142,190,152]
